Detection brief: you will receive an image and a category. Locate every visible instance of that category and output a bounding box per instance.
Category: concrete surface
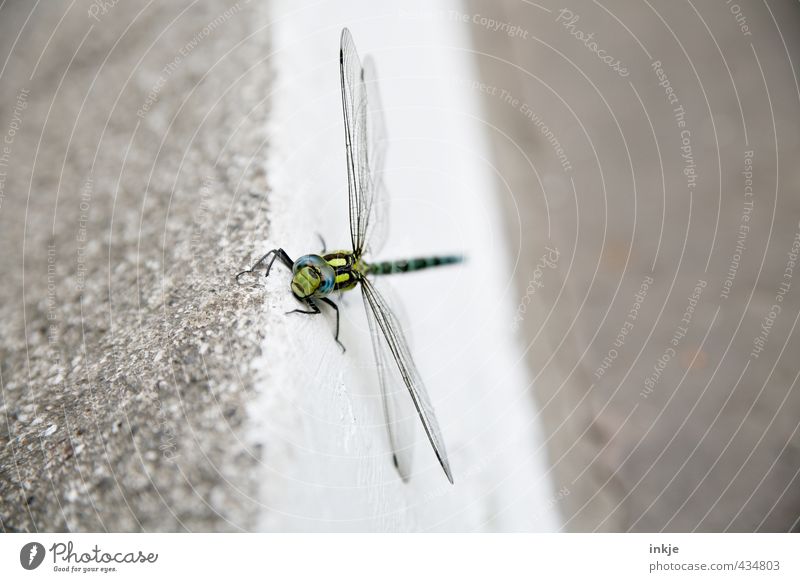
[0,0,560,532]
[464,0,800,531]
[0,0,274,531]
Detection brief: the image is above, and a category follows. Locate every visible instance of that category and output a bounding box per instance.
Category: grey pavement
[0,0,273,531]
[466,0,800,531]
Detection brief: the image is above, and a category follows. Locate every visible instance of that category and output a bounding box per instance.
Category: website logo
[20,542,46,570]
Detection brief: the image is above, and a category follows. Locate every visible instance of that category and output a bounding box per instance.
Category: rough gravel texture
[0,0,273,532]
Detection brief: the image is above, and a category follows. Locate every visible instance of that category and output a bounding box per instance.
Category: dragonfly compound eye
[292,255,335,297]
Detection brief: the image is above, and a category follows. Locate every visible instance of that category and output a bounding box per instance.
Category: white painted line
[248,0,559,531]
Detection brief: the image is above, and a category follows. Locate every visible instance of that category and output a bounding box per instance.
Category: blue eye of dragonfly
[293,254,336,295]
[236,28,463,485]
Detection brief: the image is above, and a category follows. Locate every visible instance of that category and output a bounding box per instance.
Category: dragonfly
[237,28,461,484]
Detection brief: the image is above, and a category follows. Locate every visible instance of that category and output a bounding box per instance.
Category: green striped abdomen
[366,255,463,276]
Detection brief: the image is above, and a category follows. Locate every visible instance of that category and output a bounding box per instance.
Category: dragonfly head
[291,254,336,298]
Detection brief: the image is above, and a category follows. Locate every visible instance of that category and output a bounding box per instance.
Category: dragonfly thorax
[291,254,336,298]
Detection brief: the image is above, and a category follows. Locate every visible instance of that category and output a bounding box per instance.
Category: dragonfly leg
[286,300,320,316]
[236,248,294,283]
[287,298,346,353]
[265,248,295,277]
[319,297,345,353]
[316,233,327,254]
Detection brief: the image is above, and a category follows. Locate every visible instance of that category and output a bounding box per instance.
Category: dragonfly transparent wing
[363,286,416,481]
[360,277,454,483]
[361,55,389,256]
[340,28,389,256]
[341,29,450,482]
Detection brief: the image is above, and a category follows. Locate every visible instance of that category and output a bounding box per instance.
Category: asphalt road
[466,0,800,531]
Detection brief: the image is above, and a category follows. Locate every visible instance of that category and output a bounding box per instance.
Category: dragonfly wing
[363,290,416,481]
[360,277,454,483]
[340,28,371,255]
[361,55,390,256]
[340,28,388,256]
